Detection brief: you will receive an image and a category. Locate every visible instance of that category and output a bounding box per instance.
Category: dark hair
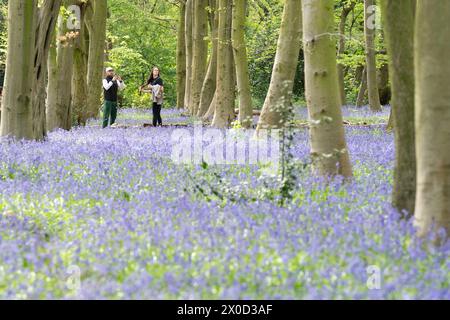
[147,66,161,84]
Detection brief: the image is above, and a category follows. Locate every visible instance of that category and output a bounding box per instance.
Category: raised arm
[103,78,114,91]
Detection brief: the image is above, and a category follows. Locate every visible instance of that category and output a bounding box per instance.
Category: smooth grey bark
[190,0,209,115]
[380,0,416,217]
[32,0,63,140]
[337,1,355,106]
[232,0,253,128]
[85,0,107,120]
[256,0,303,130]
[0,0,37,139]
[47,3,76,131]
[72,2,89,126]
[211,0,235,128]
[363,0,382,111]
[184,0,194,111]
[176,0,187,109]
[302,0,352,178]
[197,0,218,118]
[414,0,450,240]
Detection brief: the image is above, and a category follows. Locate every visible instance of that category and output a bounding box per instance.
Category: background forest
[0,0,388,109]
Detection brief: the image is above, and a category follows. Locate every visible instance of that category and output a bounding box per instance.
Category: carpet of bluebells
[0,106,449,299]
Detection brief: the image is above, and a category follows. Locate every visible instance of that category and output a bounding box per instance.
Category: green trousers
[103,100,118,128]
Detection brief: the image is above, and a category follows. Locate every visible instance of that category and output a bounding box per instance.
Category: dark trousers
[152,102,162,126]
[103,100,118,128]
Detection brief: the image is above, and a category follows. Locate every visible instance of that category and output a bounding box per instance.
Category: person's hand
[113,75,118,81]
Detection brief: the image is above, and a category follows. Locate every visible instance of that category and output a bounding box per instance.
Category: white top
[103,78,126,91]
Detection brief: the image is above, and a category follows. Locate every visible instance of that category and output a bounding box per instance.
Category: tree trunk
[256,0,303,130]
[184,0,194,111]
[190,0,209,115]
[356,66,367,107]
[232,0,253,128]
[211,0,235,128]
[377,62,390,105]
[85,0,107,120]
[72,3,89,126]
[380,0,416,217]
[197,0,218,118]
[364,0,382,111]
[414,0,450,239]
[176,0,187,109]
[302,0,352,178]
[32,0,63,140]
[0,0,37,140]
[47,2,76,131]
[337,1,355,106]
[203,91,217,121]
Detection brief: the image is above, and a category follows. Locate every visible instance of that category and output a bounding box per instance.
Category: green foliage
[246,0,304,108]
[334,0,388,104]
[107,0,179,108]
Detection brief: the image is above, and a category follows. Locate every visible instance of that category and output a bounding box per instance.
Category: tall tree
[232,0,252,128]
[0,0,37,139]
[184,0,194,111]
[85,0,107,120]
[190,0,208,115]
[256,0,303,130]
[1,0,61,140]
[72,0,89,125]
[302,0,352,177]
[197,0,218,118]
[32,0,63,140]
[337,0,355,106]
[363,0,382,111]
[356,66,367,107]
[47,1,77,131]
[414,0,450,239]
[380,0,416,216]
[211,0,235,128]
[176,0,187,109]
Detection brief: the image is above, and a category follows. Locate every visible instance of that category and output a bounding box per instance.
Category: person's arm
[117,79,126,90]
[158,78,164,92]
[103,78,114,91]
[146,77,153,89]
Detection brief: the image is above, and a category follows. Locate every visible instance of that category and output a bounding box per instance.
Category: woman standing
[143,67,164,126]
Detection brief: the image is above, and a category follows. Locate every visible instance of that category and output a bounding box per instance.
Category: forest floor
[0,105,449,299]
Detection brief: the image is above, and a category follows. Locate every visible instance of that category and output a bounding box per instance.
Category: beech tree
[184,0,194,111]
[85,0,107,120]
[0,0,61,140]
[380,0,416,216]
[337,0,355,106]
[211,0,235,128]
[256,0,303,130]
[232,0,252,128]
[47,0,77,131]
[414,0,450,239]
[197,0,218,118]
[176,0,187,109]
[72,0,89,125]
[302,0,352,177]
[363,0,382,111]
[190,0,208,115]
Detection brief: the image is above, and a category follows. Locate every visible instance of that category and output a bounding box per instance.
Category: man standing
[103,67,125,128]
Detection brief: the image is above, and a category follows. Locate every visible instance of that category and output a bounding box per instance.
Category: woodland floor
[0,105,449,299]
